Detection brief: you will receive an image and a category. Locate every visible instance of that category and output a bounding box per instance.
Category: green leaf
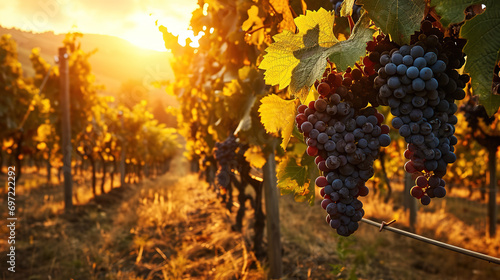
[328,13,376,71]
[431,0,484,27]
[357,0,425,45]
[461,0,500,115]
[277,147,318,205]
[259,8,338,100]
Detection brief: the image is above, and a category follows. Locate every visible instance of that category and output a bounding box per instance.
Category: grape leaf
[259,8,338,101]
[357,0,425,45]
[242,5,265,46]
[258,94,300,150]
[461,0,500,116]
[260,8,377,102]
[270,0,297,32]
[328,13,376,71]
[340,0,356,17]
[244,145,266,168]
[431,0,484,27]
[277,146,318,205]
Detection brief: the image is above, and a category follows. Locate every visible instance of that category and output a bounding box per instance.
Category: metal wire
[361,218,500,265]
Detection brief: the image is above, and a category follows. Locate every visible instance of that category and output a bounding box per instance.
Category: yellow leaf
[340,0,355,17]
[37,142,47,150]
[3,138,14,147]
[259,8,338,100]
[244,146,266,168]
[104,132,111,142]
[303,86,319,105]
[270,0,296,32]
[242,6,260,31]
[36,124,52,141]
[258,95,299,150]
[242,5,265,46]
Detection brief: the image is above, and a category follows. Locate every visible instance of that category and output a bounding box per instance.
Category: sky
[0,0,200,51]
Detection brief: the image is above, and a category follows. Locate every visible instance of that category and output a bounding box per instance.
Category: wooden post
[404,172,417,231]
[263,146,282,279]
[488,146,497,237]
[59,47,73,212]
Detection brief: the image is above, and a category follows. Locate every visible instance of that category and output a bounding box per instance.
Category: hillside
[0,26,176,106]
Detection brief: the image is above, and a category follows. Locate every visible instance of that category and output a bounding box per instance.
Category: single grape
[413,57,427,69]
[406,66,419,79]
[412,78,425,91]
[410,45,424,58]
[420,195,431,205]
[419,67,433,80]
[385,63,397,75]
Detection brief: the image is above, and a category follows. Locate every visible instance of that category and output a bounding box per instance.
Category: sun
[121,12,201,52]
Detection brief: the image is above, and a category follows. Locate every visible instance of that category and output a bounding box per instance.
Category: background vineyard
[1,0,500,279]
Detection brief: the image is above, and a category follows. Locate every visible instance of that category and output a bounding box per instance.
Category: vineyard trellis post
[404,172,417,231]
[487,145,497,237]
[59,47,73,213]
[263,142,283,279]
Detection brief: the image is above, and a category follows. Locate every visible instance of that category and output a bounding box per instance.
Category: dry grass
[275,181,500,280]
[0,159,264,280]
[1,162,499,280]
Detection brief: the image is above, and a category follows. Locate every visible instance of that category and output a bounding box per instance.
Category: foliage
[276,143,318,204]
[460,0,500,115]
[431,0,482,27]
[357,0,425,45]
[258,95,299,150]
[259,9,375,101]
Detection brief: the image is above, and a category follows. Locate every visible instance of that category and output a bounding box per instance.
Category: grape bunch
[214,135,239,189]
[368,20,469,205]
[296,67,391,236]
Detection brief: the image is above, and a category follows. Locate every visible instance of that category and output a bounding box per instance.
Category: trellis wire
[361,218,500,265]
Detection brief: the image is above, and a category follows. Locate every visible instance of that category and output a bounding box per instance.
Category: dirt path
[1,164,263,279]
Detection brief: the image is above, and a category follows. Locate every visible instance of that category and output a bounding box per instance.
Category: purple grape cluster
[214,135,238,189]
[370,20,468,205]
[296,68,391,236]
